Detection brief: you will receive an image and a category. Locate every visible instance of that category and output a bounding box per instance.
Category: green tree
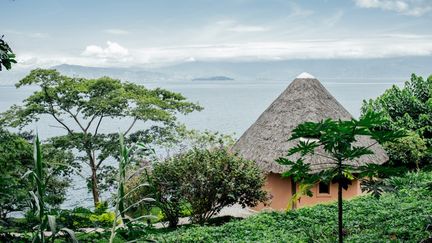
[151,148,268,226]
[0,129,74,220]
[0,35,16,71]
[276,111,405,243]
[1,69,202,206]
[383,131,427,170]
[361,74,432,169]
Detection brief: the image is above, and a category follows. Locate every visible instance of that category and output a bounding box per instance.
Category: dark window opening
[318,182,330,194]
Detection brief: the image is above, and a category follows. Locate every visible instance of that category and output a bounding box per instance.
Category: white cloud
[14,34,432,69]
[103,29,129,35]
[213,20,269,33]
[82,41,129,58]
[227,25,269,32]
[5,30,49,38]
[354,0,432,16]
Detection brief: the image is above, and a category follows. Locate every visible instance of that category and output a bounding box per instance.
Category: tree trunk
[88,150,100,206]
[338,180,343,243]
[91,168,100,206]
[338,158,344,243]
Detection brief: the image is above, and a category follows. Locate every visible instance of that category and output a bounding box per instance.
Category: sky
[2,0,432,68]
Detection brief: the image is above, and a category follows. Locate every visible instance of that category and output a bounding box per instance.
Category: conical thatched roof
[232,73,388,174]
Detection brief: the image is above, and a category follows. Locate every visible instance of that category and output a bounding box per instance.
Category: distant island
[192,76,234,81]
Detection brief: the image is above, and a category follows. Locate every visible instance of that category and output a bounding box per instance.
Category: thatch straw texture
[232,76,388,174]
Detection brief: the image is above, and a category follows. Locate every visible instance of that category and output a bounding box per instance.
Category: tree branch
[64,109,86,132]
[124,117,138,136]
[43,87,73,134]
[84,114,98,133]
[94,115,104,136]
[96,157,107,169]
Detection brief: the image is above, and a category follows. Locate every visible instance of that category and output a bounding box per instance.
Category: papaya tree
[277,111,405,243]
[1,69,202,206]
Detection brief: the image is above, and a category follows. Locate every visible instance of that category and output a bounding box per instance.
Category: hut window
[318,182,330,194]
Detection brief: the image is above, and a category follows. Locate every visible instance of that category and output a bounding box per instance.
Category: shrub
[156,148,269,225]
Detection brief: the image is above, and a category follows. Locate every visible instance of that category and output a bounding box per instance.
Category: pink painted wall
[254,173,362,211]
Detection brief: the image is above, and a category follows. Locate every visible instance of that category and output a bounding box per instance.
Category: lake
[0,78,402,208]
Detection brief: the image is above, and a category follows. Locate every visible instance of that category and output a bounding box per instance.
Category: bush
[47,202,115,230]
[155,148,269,225]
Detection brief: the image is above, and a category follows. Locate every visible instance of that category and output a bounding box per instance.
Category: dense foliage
[0,69,202,206]
[0,129,74,220]
[146,171,432,242]
[276,111,404,242]
[361,74,432,169]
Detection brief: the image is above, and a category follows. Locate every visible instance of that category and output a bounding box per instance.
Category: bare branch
[43,87,73,134]
[94,115,104,136]
[84,114,98,132]
[64,109,86,132]
[124,117,138,136]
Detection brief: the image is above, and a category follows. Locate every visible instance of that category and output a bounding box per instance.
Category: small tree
[1,69,202,206]
[160,148,269,225]
[277,111,405,243]
[24,135,77,243]
[125,129,235,228]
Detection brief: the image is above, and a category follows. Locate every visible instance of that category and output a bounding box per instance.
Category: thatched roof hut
[232,72,388,174]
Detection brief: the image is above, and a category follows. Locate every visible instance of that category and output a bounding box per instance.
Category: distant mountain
[157,56,432,82]
[51,64,170,83]
[192,76,234,81]
[1,56,431,86]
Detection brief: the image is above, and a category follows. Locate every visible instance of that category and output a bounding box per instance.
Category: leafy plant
[0,35,16,71]
[24,135,77,243]
[1,69,202,206]
[276,111,405,242]
[109,133,155,242]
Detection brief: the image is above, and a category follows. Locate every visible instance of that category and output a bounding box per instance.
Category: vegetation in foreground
[145,171,432,242]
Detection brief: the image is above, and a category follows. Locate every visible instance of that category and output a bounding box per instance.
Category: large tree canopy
[1,69,203,206]
[361,73,432,169]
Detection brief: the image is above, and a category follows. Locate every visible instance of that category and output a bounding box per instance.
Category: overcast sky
[3,0,432,68]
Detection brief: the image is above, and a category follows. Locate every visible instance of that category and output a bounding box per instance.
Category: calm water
[0,78,401,208]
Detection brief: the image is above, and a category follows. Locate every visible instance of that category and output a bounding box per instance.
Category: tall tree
[277,111,404,243]
[361,74,432,169]
[0,35,16,71]
[1,69,202,206]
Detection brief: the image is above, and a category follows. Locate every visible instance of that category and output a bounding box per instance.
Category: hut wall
[297,178,362,208]
[254,173,362,211]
